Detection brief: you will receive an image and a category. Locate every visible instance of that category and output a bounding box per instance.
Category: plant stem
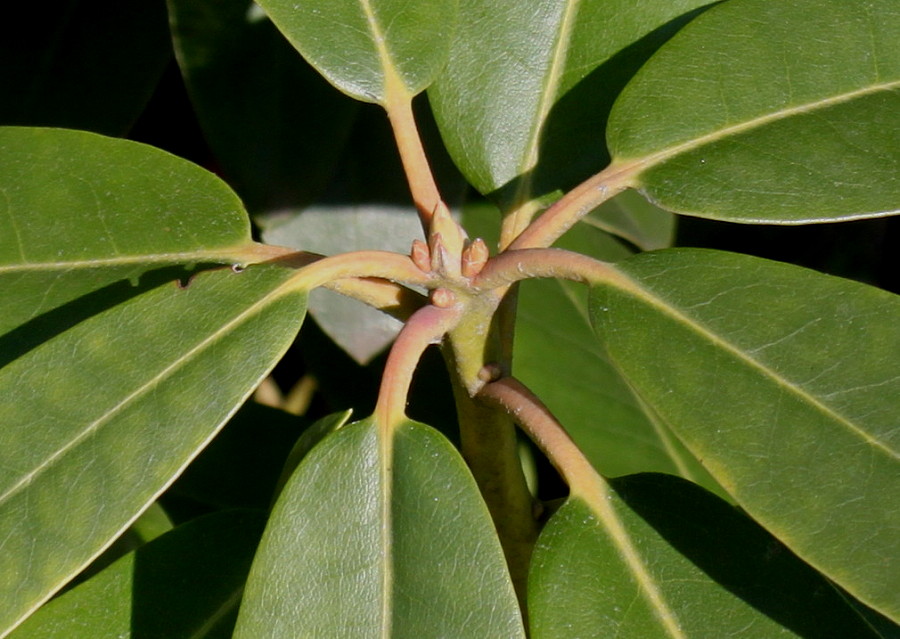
[374,297,462,427]
[288,250,432,291]
[478,377,597,493]
[384,94,443,232]
[507,161,638,250]
[475,248,633,290]
[444,350,539,615]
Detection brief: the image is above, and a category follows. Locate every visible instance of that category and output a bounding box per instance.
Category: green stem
[444,348,539,616]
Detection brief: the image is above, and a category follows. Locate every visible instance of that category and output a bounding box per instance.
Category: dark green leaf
[11,510,267,638]
[255,0,458,103]
[589,249,900,621]
[0,264,307,634]
[429,0,714,206]
[168,0,358,212]
[529,473,887,637]
[608,0,900,223]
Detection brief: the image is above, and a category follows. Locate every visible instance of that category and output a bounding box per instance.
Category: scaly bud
[410,239,431,273]
[461,237,489,279]
[428,201,467,278]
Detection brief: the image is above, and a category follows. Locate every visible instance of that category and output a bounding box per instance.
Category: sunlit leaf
[0,126,265,340]
[608,0,900,223]
[234,417,525,638]
[589,249,900,621]
[0,264,307,634]
[429,0,714,207]
[255,0,458,103]
[0,127,307,633]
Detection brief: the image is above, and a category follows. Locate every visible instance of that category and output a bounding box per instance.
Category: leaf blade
[589,249,900,620]
[255,0,457,103]
[607,0,900,222]
[234,417,525,638]
[0,265,307,635]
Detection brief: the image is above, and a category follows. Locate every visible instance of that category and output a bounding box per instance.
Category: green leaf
[0,2,170,135]
[234,417,525,638]
[589,249,900,621]
[0,127,264,341]
[429,0,714,204]
[608,0,900,223]
[255,0,458,103]
[529,473,887,637]
[0,264,307,635]
[168,0,359,213]
[10,510,267,639]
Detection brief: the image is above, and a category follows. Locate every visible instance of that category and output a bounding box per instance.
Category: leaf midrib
[0,279,297,507]
[0,248,244,273]
[608,268,899,460]
[621,80,900,171]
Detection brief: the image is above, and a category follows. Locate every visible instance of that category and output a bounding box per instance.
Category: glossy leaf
[234,417,525,638]
[0,1,170,135]
[10,510,267,638]
[530,473,885,637]
[255,0,458,103]
[0,263,307,635]
[589,249,900,620]
[168,0,358,212]
[0,126,264,342]
[608,0,900,223]
[429,0,714,205]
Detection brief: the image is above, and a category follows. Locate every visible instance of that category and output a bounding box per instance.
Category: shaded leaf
[168,0,358,212]
[10,510,267,639]
[0,264,307,634]
[170,401,310,511]
[608,0,900,223]
[429,0,714,206]
[529,473,887,637]
[0,1,170,135]
[234,417,525,638]
[589,249,900,621]
[256,0,458,103]
[584,189,674,251]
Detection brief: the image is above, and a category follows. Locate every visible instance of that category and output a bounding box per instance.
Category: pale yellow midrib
[0,248,242,273]
[579,478,687,639]
[0,282,296,507]
[623,79,900,171]
[510,0,581,213]
[610,269,899,459]
[359,0,406,101]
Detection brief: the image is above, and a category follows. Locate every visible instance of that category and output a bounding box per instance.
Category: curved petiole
[507,161,639,251]
[375,292,463,427]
